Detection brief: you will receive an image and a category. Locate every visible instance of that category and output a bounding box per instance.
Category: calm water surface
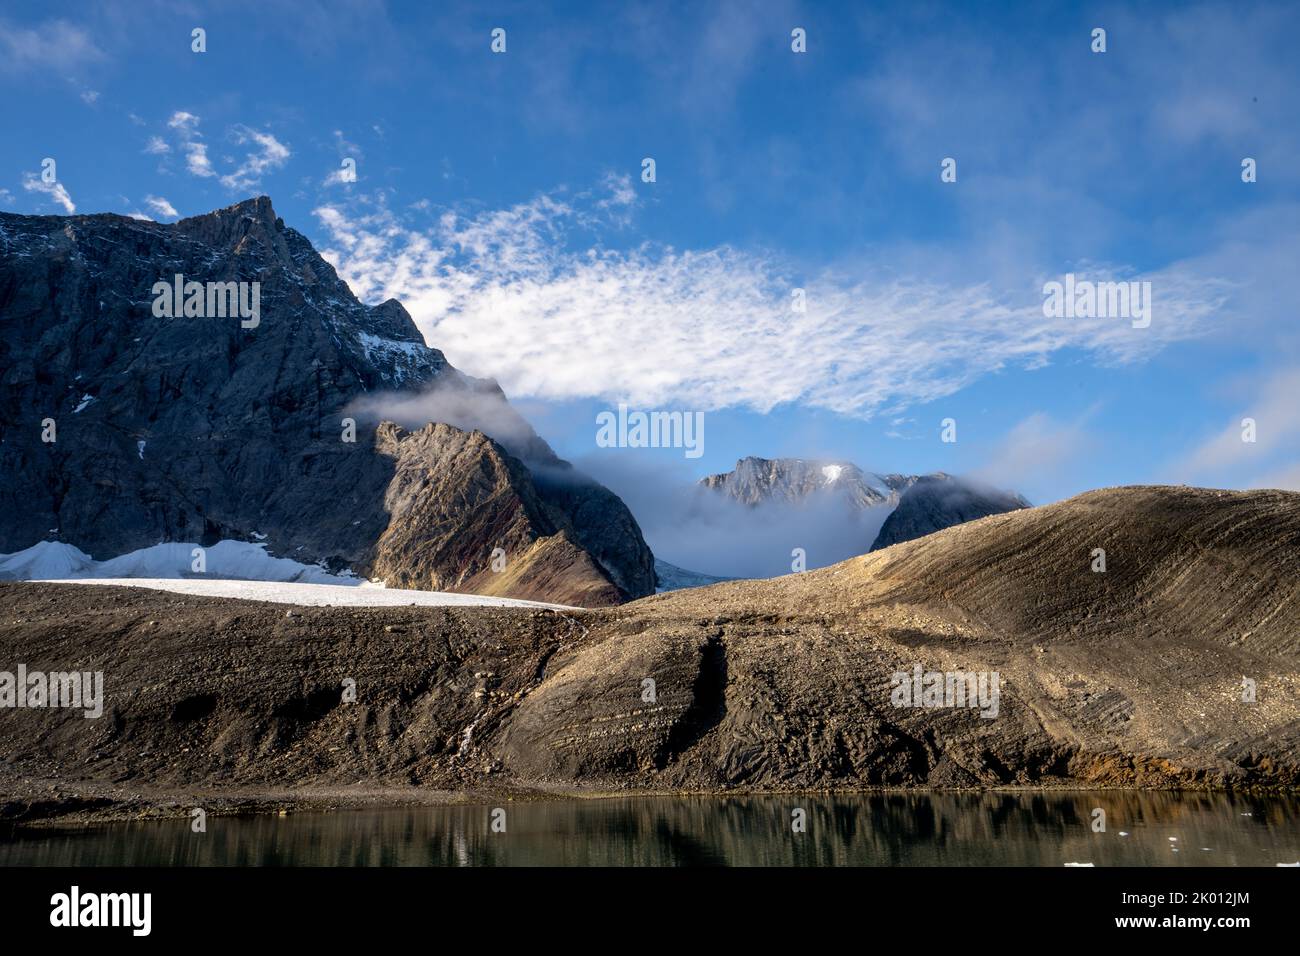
[2,792,1297,866]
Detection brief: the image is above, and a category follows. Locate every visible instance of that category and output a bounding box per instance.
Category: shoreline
[5,778,1297,831]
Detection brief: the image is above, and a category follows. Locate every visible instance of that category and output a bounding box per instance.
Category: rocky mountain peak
[701,455,917,510]
[171,195,294,267]
[0,199,655,605]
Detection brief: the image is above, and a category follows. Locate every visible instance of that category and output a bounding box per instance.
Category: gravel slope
[1,485,1296,823]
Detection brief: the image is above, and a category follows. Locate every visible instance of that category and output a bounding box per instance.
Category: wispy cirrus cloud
[162,112,290,190]
[144,195,178,219]
[167,111,214,179]
[313,185,1229,419]
[0,17,105,73]
[1174,365,1300,490]
[972,410,1099,504]
[220,125,291,190]
[22,172,75,214]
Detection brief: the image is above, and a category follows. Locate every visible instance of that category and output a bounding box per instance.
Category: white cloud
[323,129,362,187]
[324,166,353,187]
[22,172,75,214]
[168,111,214,179]
[1250,462,1300,492]
[1176,366,1300,488]
[143,136,170,155]
[162,113,290,190]
[973,411,1096,503]
[144,195,178,219]
[592,171,636,208]
[0,18,105,73]
[219,125,291,190]
[80,89,99,105]
[313,187,1229,419]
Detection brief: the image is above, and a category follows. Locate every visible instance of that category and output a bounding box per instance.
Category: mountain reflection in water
[2,791,1297,867]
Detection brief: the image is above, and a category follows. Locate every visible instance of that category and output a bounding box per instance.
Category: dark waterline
[2,792,1298,867]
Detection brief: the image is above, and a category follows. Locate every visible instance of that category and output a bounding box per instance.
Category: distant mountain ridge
[0,197,654,606]
[700,456,1029,560]
[701,456,925,509]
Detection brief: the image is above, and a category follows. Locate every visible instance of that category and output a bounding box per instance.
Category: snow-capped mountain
[0,197,654,605]
[700,456,925,509]
[701,456,1029,558]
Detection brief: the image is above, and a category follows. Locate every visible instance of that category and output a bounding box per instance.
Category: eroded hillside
[1,486,1296,821]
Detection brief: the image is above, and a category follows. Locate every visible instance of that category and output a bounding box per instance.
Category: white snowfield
[0,540,356,583]
[37,578,575,610]
[0,540,575,610]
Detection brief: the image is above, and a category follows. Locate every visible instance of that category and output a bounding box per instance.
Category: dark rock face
[870,475,1030,551]
[370,422,629,607]
[0,198,653,604]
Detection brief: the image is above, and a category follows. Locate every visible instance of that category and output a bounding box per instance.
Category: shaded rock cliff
[870,474,1030,551]
[0,198,653,604]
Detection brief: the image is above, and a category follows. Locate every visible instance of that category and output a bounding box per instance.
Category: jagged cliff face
[0,198,654,605]
[371,422,629,607]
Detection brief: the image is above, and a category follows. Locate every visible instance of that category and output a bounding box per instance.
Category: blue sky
[3,0,1299,510]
